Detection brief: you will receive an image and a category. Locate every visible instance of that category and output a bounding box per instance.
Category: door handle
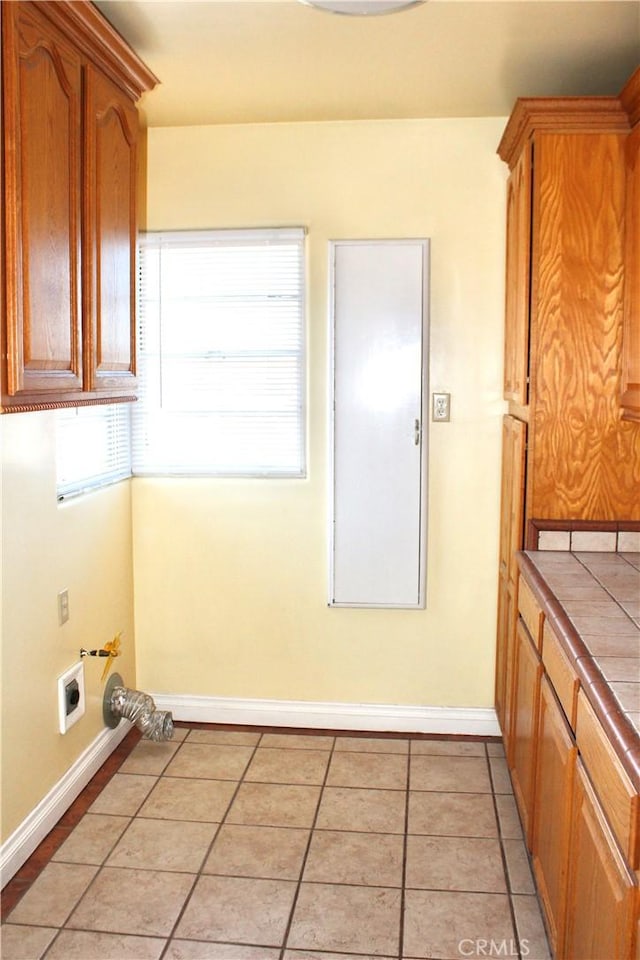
[414,418,421,445]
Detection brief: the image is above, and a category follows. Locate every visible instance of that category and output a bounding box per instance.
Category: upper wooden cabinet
[1,0,157,412]
[621,68,640,422]
[497,86,640,525]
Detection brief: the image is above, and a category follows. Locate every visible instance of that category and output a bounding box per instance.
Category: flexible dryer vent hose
[104,673,174,741]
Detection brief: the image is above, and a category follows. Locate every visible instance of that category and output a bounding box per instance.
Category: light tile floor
[1,729,551,960]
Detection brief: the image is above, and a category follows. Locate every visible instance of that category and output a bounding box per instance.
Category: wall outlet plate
[57,661,85,734]
[57,588,69,626]
[432,392,451,422]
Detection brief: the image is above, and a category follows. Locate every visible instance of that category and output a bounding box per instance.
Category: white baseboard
[151,693,500,738]
[0,722,131,888]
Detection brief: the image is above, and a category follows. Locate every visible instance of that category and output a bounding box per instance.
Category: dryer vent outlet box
[58,662,86,734]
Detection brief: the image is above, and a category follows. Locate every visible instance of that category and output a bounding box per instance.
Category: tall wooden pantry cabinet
[495,62,640,960]
[495,71,640,735]
[1,0,158,412]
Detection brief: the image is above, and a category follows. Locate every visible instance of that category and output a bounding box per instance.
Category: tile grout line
[277,735,337,960]
[48,733,196,958]
[572,552,640,620]
[37,734,183,959]
[156,730,267,960]
[0,727,144,924]
[399,741,413,960]
[486,742,524,960]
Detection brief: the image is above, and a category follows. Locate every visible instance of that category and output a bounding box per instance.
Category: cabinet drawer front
[518,576,544,649]
[576,690,639,868]
[542,621,579,730]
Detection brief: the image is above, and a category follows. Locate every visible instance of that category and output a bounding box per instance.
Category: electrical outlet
[432,392,451,422]
[57,662,85,733]
[58,588,69,626]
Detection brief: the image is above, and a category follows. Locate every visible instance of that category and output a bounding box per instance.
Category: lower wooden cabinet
[504,565,640,960]
[564,761,637,960]
[531,675,577,954]
[509,618,542,847]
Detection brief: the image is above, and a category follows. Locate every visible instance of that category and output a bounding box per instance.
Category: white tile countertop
[523,550,640,729]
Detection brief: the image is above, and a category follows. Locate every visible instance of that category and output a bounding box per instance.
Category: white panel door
[330,239,429,607]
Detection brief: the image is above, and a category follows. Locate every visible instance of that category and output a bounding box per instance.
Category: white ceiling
[95,0,640,127]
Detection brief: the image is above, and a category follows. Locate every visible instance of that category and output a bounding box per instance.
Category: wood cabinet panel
[2,2,83,399]
[509,618,542,847]
[503,148,531,406]
[84,65,138,394]
[621,122,640,421]
[498,416,527,584]
[495,415,526,737]
[564,762,636,960]
[528,131,640,521]
[531,675,577,956]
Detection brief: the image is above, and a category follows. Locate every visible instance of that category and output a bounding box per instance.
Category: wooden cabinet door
[83,64,138,395]
[621,123,640,422]
[564,762,636,960]
[2,2,83,401]
[503,146,532,405]
[531,675,577,954]
[498,415,527,586]
[509,618,542,847]
[505,417,526,584]
[528,131,638,521]
[495,416,526,737]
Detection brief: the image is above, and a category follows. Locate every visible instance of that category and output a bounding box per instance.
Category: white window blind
[56,404,132,499]
[133,228,306,477]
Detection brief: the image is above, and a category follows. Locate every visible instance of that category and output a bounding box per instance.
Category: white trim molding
[0,722,131,887]
[150,693,500,738]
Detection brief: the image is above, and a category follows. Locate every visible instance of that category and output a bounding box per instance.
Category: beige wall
[134,117,508,708]
[0,116,507,845]
[1,412,135,841]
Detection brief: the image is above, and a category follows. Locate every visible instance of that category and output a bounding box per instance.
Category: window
[133,228,306,477]
[55,404,132,499]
